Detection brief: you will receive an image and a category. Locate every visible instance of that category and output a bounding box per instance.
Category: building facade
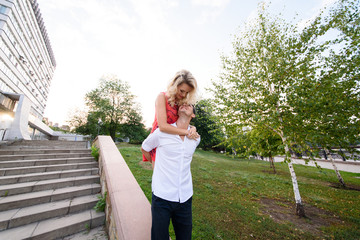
[0,0,55,140]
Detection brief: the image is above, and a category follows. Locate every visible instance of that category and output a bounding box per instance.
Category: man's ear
[191,113,195,119]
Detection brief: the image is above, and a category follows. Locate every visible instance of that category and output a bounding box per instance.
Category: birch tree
[212,0,360,215]
[301,0,360,187]
[211,2,331,217]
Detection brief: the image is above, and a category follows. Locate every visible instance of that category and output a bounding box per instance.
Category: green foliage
[94,192,107,212]
[91,144,100,161]
[118,109,149,144]
[120,144,360,240]
[84,223,90,232]
[85,75,138,140]
[221,124,252,157]
[190,99,225,151]
[48,125,69,133]
[210,0,360,214]
[211,0,360,161]
[69,75,148,142]
[212,2,312,150]
[67,109,98,138]
[300,0,360,154]
[247,126,283,158]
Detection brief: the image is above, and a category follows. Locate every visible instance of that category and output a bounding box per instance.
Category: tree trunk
[269,152,276,174]
[325,148,346,188]
[323,150,328,160]
[285,144,305,217]
[339,149,347,161]
[109,120,117,141]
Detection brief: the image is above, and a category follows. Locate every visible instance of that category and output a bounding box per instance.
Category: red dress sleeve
[142,92,178,162]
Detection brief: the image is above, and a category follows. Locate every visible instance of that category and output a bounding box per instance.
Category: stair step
[0,209,105,240]
[0,153,92,161]
[0,140,89,150]
[0,194,100,230]
[0,141,104,239]
[0,175,99,197]
[0,149,91,156]
[62,226,107,240]
[0,161,98,176]
[0,184,101,211]
[0,168,99,185]
[0,157,95,168]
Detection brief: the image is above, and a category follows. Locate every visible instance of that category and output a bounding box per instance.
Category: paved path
[268,156,360,173]
[62,226,108,240]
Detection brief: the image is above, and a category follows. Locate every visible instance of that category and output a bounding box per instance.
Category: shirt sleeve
[142,129,160,152]
[195,136,201,147]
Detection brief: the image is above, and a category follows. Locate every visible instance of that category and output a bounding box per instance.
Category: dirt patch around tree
[330,182,360,191]
[259,198,342,236]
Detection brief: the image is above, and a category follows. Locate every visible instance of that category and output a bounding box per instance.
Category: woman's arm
[142,147,155,169]
[141,148,152,163]
[156,93,189,136]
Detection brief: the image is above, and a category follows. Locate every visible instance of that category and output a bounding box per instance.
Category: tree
[85,75,136,140]
[300,0,360,188]
[212,0,360,216]
[247,126,283,174]
[119,108,149,144]
[190,99,225,151]
[70,75,147,142]
[211,3,314,216]
[68,110,104,139]
[211,1,348,216]
[222,125,252,157]
[67,108,88,131]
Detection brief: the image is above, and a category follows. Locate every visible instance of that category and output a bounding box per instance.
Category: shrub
[94,192,107,212]
[91,144,100,161]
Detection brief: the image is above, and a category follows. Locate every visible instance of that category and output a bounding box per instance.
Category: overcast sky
[38,0,335,128]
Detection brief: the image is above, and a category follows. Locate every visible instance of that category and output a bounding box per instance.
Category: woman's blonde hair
[167,69,198,107]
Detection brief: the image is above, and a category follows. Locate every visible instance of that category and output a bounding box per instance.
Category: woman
[143,69,199,168]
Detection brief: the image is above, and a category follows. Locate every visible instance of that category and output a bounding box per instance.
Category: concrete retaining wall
[94,136,151,240]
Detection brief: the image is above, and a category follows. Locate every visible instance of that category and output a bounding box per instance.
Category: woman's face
[176,83,193,102]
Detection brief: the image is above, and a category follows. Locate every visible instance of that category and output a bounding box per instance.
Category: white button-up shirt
[142,123,200,203]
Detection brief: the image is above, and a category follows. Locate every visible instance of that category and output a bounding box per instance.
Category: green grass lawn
[117,143,360,240]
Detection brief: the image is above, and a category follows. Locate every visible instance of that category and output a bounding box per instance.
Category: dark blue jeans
[151,193,192,240]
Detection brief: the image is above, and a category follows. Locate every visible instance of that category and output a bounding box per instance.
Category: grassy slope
[118,143,360,240]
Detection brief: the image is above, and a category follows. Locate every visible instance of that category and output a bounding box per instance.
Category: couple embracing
[141,70,200,240]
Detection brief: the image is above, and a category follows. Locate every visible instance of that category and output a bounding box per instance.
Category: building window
[0,5,8,14]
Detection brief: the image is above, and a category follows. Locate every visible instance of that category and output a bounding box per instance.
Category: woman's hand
[187,126,200,140]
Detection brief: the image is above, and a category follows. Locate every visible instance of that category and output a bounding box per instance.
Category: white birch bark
[285,144,305,217]
[325,148,346,188]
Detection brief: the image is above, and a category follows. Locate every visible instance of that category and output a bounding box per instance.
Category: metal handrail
[0,128,7,141]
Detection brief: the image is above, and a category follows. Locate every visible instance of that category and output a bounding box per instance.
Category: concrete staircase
[0,140,105,240]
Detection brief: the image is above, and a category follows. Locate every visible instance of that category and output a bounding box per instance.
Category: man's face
[179,104,195,118]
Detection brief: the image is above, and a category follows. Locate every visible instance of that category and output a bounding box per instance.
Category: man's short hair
[191,104,196,115]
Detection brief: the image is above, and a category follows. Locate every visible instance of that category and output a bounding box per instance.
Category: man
[141,104,200,240]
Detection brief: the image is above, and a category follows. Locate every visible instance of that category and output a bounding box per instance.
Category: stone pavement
[62,226,108,240]
[271,156,360,173]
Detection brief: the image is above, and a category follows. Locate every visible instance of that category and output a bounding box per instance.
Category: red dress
[142,92,178,162]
